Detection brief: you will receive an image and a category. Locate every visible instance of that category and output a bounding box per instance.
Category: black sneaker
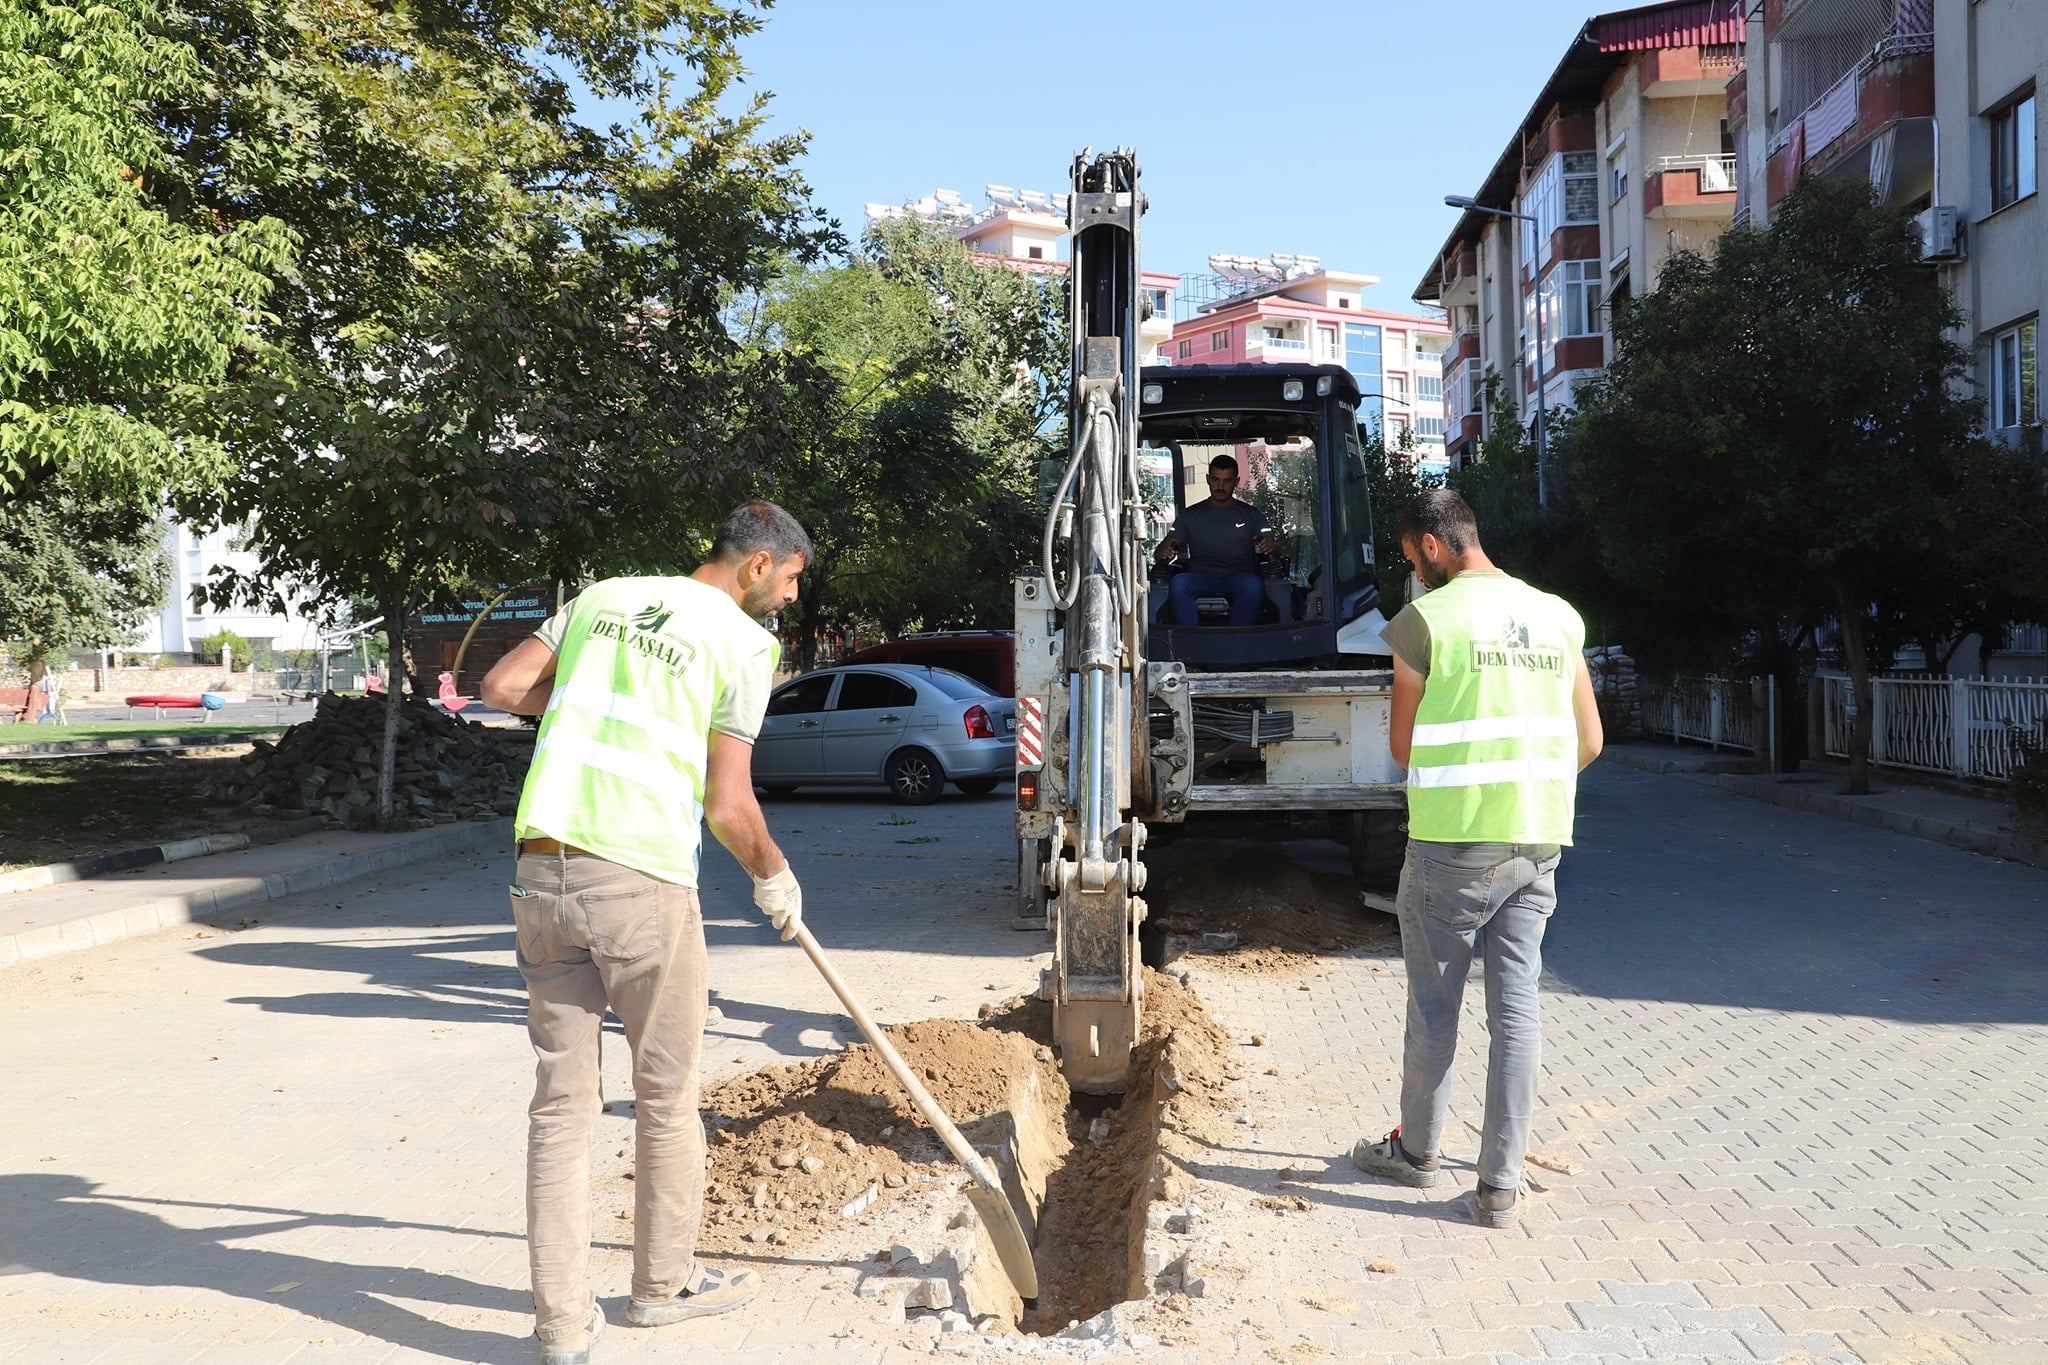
[1471,1180,1520,1228]
[1349,1127,1443,1188]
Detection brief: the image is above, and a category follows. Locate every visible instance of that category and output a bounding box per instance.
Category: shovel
[791,923,1039,1300]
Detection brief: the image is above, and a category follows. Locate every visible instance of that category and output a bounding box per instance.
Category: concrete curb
[0,818,512,970]
[1605,748,2048,870]
[0,731,285,758]
[0,816,328,896]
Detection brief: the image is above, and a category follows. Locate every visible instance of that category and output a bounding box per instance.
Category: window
[1418,373,1444,401]
[1387,374,1407,402]
[1563,151,1599,223]
[1561,260,1602,338]
[1027,245,1045,260]
[1389,414,1411,441]
[1992,320,2038,428]
[1385,331,1408,366]
[1991,92,2038,211]
[1417,416,1446,440]
[1177,338,1192,360]
[1264,326,1286,341]
[1210,328,1230,352]
[1318,324,1339,360]
[767,674,833,716]
[1609,149,1628,203]
[1146,287,1171,318]
[834,672,916,711]
[1521,151,1600,266]
[1337,297,1352,308]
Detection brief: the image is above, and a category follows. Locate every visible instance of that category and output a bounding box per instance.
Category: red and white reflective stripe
[1016,696,1044,766]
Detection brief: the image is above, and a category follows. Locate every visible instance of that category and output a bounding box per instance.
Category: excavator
[1016,149,1408,1093]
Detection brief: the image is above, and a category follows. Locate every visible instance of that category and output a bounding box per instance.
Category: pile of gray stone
[1585,645,1641,735]
[197,692,530,829]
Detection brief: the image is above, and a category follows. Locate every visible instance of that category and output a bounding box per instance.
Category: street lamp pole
[1443,195,1547,509]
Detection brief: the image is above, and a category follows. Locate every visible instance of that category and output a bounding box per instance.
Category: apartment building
[1416,0,1749,469]
[865,186,1180,364]
[1738,0,2044,456]
[1169,256,1453,472]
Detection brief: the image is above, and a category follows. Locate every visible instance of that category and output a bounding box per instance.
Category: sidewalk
[1603,742,2047,870]
[0,819,511,969]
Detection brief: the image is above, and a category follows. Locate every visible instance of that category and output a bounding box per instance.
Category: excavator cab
[1139,362,1387,669]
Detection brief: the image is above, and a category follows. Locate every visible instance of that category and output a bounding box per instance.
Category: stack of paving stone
[197,692,529,829]
[1584,644,1641,735]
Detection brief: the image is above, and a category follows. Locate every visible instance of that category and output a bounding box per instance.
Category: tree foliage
[158,0,835,823]
[749,218,1066,666]
[0,0,287,499]
[0,487,168,684]
[1567,178,2035,791]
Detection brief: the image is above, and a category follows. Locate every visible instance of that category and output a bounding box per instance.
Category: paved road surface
[1,767,2043,1363]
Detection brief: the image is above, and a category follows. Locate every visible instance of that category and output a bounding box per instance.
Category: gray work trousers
[1395,839,1561,1192]
[511,852,708,1344]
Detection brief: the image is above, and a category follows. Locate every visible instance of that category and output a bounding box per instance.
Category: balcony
[1447,326,1481,365]
[1646,155,1740,218]
[1641,44,1745,99]
[1765,26,1933,207]
[1250,334,1310,357]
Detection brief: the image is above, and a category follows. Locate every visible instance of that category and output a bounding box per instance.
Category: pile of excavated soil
[625,969,1239,1336]
[1146,841,1398,973]
[694,1019,1061,1256]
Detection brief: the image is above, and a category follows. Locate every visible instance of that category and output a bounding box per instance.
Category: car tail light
[964,704,997,739]
[1017,771,1039,809]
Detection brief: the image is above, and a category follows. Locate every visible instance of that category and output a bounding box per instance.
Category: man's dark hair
[1396,488,1481,556]
[1208,454,1239,476]
[710,501,812,565]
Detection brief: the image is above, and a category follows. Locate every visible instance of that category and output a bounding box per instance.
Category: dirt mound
[697,1019,1060,1256]
[1146,840,1398,972]
[683,970,1239,1336]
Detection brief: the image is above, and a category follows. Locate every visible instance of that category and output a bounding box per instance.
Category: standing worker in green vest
[480,502,810,1364]
[1349,488,1603,1228]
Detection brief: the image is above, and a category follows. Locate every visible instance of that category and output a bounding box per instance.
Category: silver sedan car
[752,663,1016,804]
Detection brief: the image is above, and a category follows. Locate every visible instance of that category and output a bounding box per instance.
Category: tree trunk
[378,599,406,829]
[1835,587,1874,796]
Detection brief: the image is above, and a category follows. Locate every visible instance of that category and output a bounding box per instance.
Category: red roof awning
[1595,0,1745,52]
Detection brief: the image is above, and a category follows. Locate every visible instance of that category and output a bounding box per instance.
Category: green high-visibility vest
[1405,572,1586,845]
[515,577,777,886]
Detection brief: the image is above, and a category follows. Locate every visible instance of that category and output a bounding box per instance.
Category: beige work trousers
[511,851,708,1344]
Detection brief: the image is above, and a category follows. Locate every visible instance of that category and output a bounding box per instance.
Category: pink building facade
[1164,260,1452,472]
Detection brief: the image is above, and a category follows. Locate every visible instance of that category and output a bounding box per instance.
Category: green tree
[0,487,168,689]
[1355,421,1440,612]
[1569,178,1997,793]
[163,0,833,824]
[0,0,286,501]
[750,217,1065,666]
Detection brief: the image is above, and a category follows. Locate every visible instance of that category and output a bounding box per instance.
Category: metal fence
[1639,675,1777,765]
[1818,673,2048,782]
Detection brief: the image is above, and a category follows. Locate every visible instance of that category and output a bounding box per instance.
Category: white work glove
[752,864,803,941]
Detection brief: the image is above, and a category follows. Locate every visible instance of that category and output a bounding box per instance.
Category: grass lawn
[0,748,300,869]
[0,721,288,748]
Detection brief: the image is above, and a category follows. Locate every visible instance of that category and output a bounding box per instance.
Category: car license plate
[1004,716,1015,731]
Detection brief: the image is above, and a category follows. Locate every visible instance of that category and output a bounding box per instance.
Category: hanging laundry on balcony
[1806,72,1861,153]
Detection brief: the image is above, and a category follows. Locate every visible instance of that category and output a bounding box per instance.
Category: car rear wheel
[954,777,999,797]
[886,748,944,805]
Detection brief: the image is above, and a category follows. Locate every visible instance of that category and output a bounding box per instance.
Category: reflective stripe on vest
[1405,574,1584,845]
[515,577,768,886]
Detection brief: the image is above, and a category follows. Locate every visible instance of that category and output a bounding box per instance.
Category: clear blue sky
[682,0,1589,313]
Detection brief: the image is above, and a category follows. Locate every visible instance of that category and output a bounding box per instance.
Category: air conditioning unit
[1914,206,1964,261]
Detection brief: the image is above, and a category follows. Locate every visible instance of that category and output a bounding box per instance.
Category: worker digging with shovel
[481,502,811,1365]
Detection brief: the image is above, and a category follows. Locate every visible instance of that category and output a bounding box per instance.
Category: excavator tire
[1345,810,1407,896]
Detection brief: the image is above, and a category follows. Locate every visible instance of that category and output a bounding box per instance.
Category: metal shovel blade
[791,925,1039,1300]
